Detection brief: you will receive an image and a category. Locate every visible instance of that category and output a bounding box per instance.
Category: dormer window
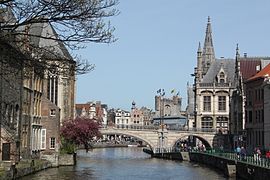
[220,72,225,83]
[217,70,226,84]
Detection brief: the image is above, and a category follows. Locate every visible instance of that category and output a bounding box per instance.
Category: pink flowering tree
[60,117,101,152]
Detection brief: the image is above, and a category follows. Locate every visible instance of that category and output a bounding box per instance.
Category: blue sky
[75,0,270,110]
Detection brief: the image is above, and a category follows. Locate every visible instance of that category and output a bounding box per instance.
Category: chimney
[256,65,261,72]
[244,53,247,58]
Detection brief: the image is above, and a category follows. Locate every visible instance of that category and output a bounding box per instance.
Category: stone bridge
[100,127,220,153]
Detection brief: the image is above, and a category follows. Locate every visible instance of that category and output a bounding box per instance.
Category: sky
[75,0,270,111]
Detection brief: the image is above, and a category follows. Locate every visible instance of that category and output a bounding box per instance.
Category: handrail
[100,125,218,133]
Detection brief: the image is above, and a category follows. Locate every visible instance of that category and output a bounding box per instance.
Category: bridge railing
[152,147,270,169]
[101,125,218,133]
[193,149,270,169]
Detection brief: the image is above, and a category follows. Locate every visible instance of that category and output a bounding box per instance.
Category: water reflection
[22,148,231,180]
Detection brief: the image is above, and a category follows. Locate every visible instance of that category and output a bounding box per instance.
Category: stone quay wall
[150,151,270,180]
[59,153,76,166]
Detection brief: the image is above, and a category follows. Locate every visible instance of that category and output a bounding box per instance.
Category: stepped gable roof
[247,63,270,82]
[201,59,235,84]
[239,57,270,81]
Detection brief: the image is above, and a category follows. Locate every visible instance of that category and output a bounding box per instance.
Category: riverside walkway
[149,148,270,180]
[201,150,270,169]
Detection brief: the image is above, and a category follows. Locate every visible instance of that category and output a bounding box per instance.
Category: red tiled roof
[76,104,90,111]
[247,63,270,81]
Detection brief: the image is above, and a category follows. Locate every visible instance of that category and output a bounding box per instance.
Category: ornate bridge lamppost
[157,89,166,154]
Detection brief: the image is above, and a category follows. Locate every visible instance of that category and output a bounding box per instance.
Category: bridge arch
[100,131,155,151]
[171,134,212,149]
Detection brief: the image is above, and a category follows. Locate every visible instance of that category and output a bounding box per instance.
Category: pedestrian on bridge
[236,146,241,160]
[240,146,246,161]
[266,150,270,167]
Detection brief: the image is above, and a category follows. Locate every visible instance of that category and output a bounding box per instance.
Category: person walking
[236,146,241,160]
[240,146,246,161]
[266,150,270,167]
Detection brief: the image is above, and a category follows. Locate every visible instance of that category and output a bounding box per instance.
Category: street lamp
[191,67,198,131]
[157,89,165,153]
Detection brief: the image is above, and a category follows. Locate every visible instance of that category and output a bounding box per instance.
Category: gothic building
[193,17,233,133]
[21,22,76,165]
[192,17,270,150]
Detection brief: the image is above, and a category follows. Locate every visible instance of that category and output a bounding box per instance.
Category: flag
[162,89,165,96]
[171,89,175,94]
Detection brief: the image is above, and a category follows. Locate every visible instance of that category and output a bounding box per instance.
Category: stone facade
[192,17,270,145]
[193,17,233,133]
[153,95,186,129]
[21,74,43,159]
[0,9,76,166]
[0,41,24,162]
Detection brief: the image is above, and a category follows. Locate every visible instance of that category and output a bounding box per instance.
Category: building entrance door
[2,143,10,161]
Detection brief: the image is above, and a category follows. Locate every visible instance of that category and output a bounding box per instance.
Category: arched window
[164,104,171,116]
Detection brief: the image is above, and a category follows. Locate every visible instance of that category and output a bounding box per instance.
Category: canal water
[22,147,232,180]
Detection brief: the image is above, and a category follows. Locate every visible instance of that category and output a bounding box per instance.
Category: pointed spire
[236,43,240,56]
[235,43,240,74]
[202,16,215,75]
[197,41,202,75]
[203,16,214,50]
[197,42,202,53]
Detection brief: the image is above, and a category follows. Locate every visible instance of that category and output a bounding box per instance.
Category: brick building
[245,63,270,151]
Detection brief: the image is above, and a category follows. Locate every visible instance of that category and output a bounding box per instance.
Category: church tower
[202,16,215,75]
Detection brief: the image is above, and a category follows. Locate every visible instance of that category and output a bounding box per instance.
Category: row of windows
[116,119,129,124]
[246,109,264,123]
[247,130,264,147]
[116,119,143,124]
[247,89,264,105]
[1,103,19,125]
[203,96,226,112]
[201,116,228,129]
